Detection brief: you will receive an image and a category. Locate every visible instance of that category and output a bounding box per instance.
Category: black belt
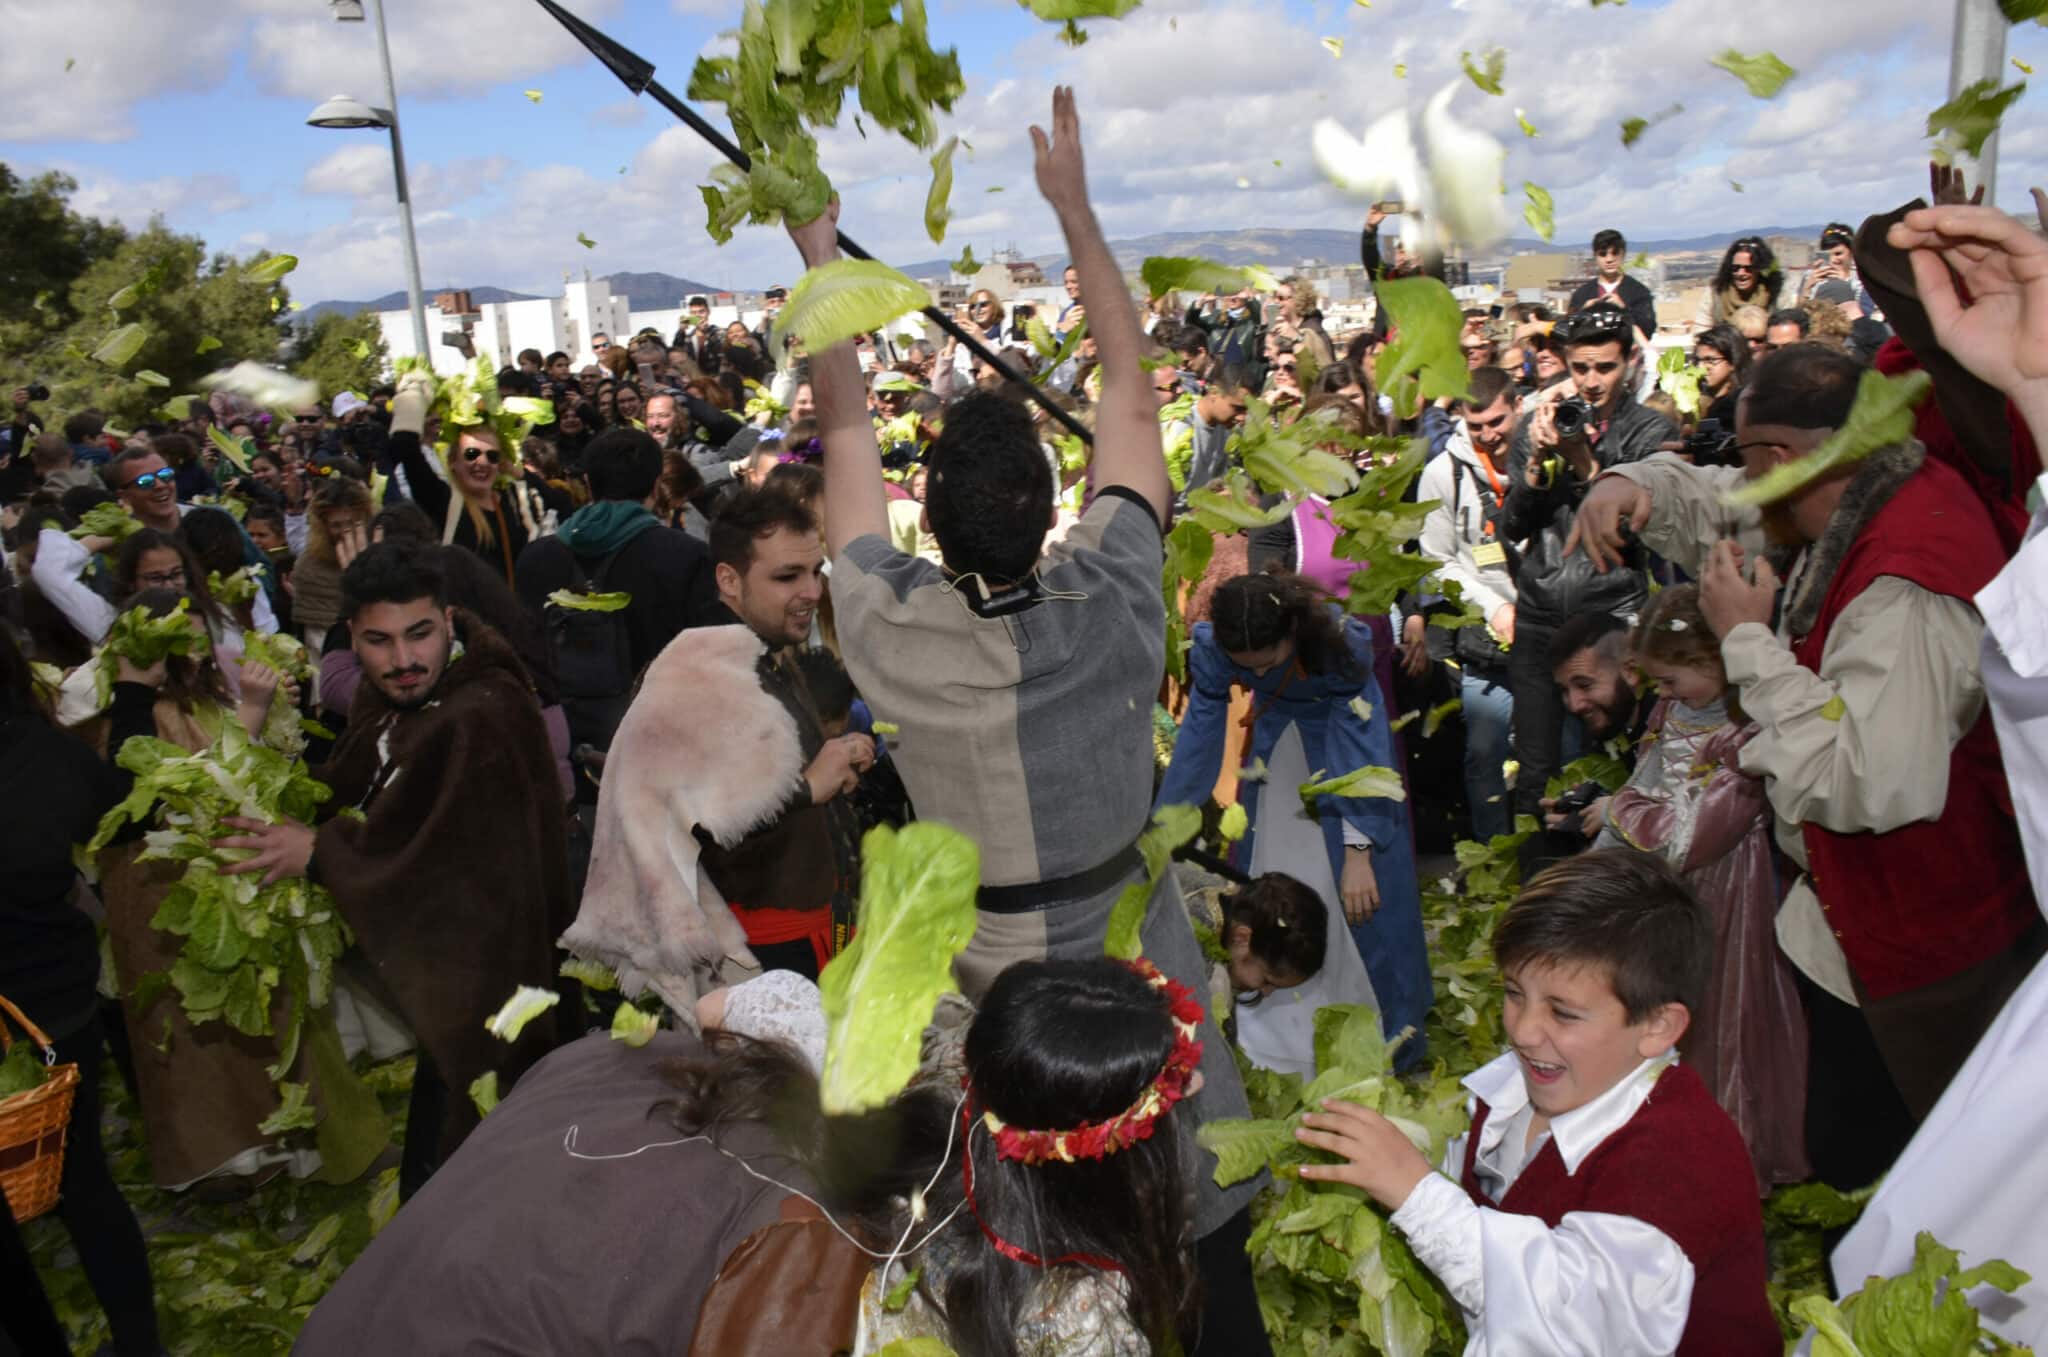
[977,844,1143,915]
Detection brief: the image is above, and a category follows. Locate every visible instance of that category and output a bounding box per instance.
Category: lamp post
[308,0,430,362]
[1948,0,2009,200]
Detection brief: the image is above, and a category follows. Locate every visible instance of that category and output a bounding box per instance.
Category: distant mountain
[599,270,728,309]
[300,285,544,322]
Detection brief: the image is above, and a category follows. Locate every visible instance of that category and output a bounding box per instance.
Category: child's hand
[1295,1099,1434,1211]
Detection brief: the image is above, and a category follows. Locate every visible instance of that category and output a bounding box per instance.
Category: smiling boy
[1297,850,1779,1355]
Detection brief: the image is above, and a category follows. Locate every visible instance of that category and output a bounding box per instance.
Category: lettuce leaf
[817,822,980,1114]
[1926,79,2027,160]
[1299,764,1406,805]
[546,589,632,612]
[773,258,932,354]
[1373,276,1472,420]
[482,986,560,1042]
[1522,182,1555,242]
[95,599,209,709]
[1709,49,1796,98]
[69,501,143,545]
[1140,255,1279,301]
[924,135,957,245]
[91,322,147,369]
[1723,369,1930,507]
[1460,47,1505,95]
[610,1003,660,1047]
[559,957,619,992]
[244,253,300,285]
[469,1071,500,1117]
[1657,346,1705,418]
[207,424,254,474]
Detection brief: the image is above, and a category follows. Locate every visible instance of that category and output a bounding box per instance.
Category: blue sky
[7,0,2045,306]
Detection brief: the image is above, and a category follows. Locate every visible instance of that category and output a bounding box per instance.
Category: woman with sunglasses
[388,372,568,588]
[1694,236,1785,330]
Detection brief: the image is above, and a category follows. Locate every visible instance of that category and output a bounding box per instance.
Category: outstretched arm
[785,199,891,560]
[1034,87,1169,527]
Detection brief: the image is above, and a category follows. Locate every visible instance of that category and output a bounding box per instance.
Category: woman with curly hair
[1693,235,1785,330]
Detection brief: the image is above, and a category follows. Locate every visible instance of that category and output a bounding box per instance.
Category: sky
[5,0,2046,308]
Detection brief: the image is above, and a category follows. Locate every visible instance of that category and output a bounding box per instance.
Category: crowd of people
[3,84,2047,1356]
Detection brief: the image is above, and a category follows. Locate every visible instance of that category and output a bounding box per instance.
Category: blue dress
[1157,616,1431,1064]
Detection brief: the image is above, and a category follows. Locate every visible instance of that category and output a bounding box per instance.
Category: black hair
[545,350,570,366]
[1592,228,1627,255]
[341,539,449,618]
[1494,849,1713,1022]
[102,445,162,493]
[1458,365,1516,412]
[115,529,224,632]
[1210,571,1360,681]
[176,507,246,578]
[59,484,113,522]
[790,646,855,725]
[1545,608,1631,672]
[152,431,198,469]
[517,348,544,368]
[497,367,537,397]
[1712,235,1784,300]
[1741,342,1862,432]
[1818,223,1856,250]
[243,501,287,535]
[1559,302,1635,357]
[923,390,1053,584]
[1767,307,1811,338]
[1692,323,1752,385]
[0,627,45,724]
[368,502,437,546]
[708,484,818,574]
[952,958,1200,1357]
[63,410,105,445]
[1223,873,1328,987]
[581,427,664,503]
[762,460,824,506]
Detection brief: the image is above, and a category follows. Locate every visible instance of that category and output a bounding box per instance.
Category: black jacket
[513,523,726,681]
[1566,275,1657,340]
[1501,397,1677,627]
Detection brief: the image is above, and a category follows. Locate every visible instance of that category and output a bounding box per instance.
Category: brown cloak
[314,611,571,1158]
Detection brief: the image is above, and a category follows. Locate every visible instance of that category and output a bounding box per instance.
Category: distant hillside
[600,270,727,308]
[300,285,544,322]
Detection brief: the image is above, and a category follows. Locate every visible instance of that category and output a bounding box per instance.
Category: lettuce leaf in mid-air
[1709,49,1796,98]
[1926,79,2027,160]
[91,322,148,369]
[924,135,957,245]
[1723,369,1930,507]
[1461,47,1506,96]
[1657,346,1705,418]
[1139,255,1279,301]
[1522,182,1555,242]
[817,822,979,1114]
[1299,764,1407,806]
[773,259,932,354]
[1373,276,1472,419]
[244,253,300,285]
[610,1003,661,1047]
[482,986,560,1042]
[546,589,632,612]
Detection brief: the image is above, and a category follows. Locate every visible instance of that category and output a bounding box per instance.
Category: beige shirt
[1605,455,1987,1000]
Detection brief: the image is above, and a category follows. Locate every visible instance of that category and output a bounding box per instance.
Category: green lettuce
[1723,369,1930,507]
[1522,182,1555,242]
[68,501,143,545]
[0,1041,49,1097]
[1299,764,1407,809]
[208,568,260,608]
[1140,255,1280,301]
[1795,1231,2029,1357]
[1709,49,1796,98]
[94,599,209,709]
[91,322,147,369]
[1103,804,1203,961]
[1373,277,1471,419]
[817,822,980,1114]
[1018,0,1142,17]
[772,259,932,354]
[610,1003,660,1047]
[546,589,632,612]
[244,253,300,285]
[925,135,957,244]
[1927,79,2027,161]
[482,986,561,1042]
[1461,48,1506,96]
[1657,346,1705,418]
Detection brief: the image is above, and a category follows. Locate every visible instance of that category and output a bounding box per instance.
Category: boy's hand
[1295,1099,1434,1211]
[1030,86,1088,218]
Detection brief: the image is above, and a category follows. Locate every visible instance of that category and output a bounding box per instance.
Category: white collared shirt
[1389,1050,1695,1356]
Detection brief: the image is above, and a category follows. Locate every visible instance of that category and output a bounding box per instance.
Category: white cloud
[57,168,259,232]
[0,2,240,142]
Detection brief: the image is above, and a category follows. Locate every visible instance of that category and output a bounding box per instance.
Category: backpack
[545,546,635,753]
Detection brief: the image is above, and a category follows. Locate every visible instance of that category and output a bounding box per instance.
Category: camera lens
[1553,400,1587,439]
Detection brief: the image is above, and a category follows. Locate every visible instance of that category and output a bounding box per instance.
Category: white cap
[331,391,370,419]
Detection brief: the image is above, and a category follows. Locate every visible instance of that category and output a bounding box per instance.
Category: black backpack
[546,546,635,753]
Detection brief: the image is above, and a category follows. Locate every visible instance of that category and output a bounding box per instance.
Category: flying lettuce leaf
[951,243,980,275]
[1723,369,1931,507]
[1030,319,1090,387]
[1300,764,1407,807]
[244,254,300,285]
[1621,116,1649,146]
[523,88,543,103]
[2003,0,2047,21]
[1926,79,2027,160]
[1139,255,1279,301]
[1461,47,1506,95]
[196,335,222,355]
[925,135,957,245]
[1373,276,1472,419]
[559,957,619,991]
[547,589,632,612]
[1516,107,1540,137]
[134,368,170,388]
[1422,697,1463,738]
[871,1339,960,1357]
[1018,0,1142,18]
[1321,36,1344,58]
[91,323,147,369]
[1710,49,1796,98]
[773,258,932,354]
[576,232,596,249]
[206,424,254,475]
[1185,472,1296,534]
[469,1071,500,1117]
[872,720,900,736]
[1104,804,1202,960]
[1522,182,1555,242]
[817,822,979,1114]
[610,1003,661,1047]
[1219,803,1248,843]
[482,986,560,1042]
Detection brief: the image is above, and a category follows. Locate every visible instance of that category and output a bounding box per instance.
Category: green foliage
[1017,0,1143,18]
[2002,0,2048,22]
[873,1339,960,1357]
[772,259,933,354]
[1657,346,1705,418]
[546,589,632,612]
[1620,116,1649,146]
[685,0,963,243]
[1723,369,1931,507]
[0,1040,49,1097]
[289,310,388,403]
[1373,278,1472,420]
[1927,79,2028,161]
[818,822,980,1114]
[69,501,143,545]
[610,1001,661,1047]
[1104,804,1203,960]
[1542,750,1633,800]
[1321,437,1439,618]
[925,135,958,244]
[1300,764,1407,813]
[1709,49,1797,98]
[1522,182,1555,242]
[1766,1180,1880,1335]
[1140,255,1279,301]
[94,598,210,709]
[1460,48,1506,96]
[1797,1232,2029,1357]
[1420,819,1535,1077]
[482,986,561,1042]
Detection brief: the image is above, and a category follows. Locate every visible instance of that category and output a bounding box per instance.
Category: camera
[1684,417,1738,466]
[1552,395,1595,440]
[1550,781,1605,832]
[23,383,49,403]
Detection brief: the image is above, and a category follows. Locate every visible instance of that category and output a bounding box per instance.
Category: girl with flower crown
[1593,583,1808,1189]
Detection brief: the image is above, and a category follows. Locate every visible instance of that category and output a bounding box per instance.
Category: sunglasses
[1275,362,1297,373]
[125,469,175,491]
[460,446,503,465]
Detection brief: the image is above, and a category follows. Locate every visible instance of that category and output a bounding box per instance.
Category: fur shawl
[561,624,803,1023]
[1781,440,1925,639]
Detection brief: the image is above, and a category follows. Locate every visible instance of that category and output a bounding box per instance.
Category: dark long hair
[0,627,46,724]
[115,529,227,636]
[121,587,232,713]
[945,958,1201,1357]
[1710,235,1784,304]
[1210,570,1360,680]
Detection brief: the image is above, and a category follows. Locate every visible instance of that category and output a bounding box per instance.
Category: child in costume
[1595,585,1808,1189]
[1296,849,1781,1356]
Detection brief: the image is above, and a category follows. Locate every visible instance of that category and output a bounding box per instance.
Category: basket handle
[0,993,58,1067]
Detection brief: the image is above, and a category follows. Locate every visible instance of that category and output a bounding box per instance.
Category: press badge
[1473,542,1508,568]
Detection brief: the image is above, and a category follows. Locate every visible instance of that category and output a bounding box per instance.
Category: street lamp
[306,0,429,363]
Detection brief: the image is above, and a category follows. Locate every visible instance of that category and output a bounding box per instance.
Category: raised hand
[785,195,842,270]
[1030,86,1088,217]
[1886,205,2048,415]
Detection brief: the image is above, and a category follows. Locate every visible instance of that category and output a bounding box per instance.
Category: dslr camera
[1552,395,1595,440]
[1684,417,1738,466]
[1550,780,1606,834]
[21,383,50,403]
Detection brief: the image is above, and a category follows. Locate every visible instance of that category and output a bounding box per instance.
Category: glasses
[1693,352,1728,366]
[460,446,503,465]
[1460,344,1493,355]
[1275,362,1297,373]
[125,469,175,491]
[138,567,186,587]
[1731,264,1757,274]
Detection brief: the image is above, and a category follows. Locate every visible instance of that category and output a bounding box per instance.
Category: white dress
[1236,721,1381,1077]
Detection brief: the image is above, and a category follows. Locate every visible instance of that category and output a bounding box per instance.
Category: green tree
[290,310,388,402]
[0,166,127,330]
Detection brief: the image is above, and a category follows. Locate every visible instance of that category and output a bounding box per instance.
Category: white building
[370,272,634,374]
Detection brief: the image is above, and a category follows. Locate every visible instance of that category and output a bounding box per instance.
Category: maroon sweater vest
[1460,1063,1779,1356]
[1789,456,2035,998]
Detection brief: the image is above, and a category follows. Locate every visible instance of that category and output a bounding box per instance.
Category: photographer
[0,384,49,500]
[1500,304,1676,861]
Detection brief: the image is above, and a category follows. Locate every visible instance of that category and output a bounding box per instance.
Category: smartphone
[1375,200,1405,215]
[637,361,655,388]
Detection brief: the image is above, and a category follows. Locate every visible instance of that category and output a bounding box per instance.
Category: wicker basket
[0,992,80,1224]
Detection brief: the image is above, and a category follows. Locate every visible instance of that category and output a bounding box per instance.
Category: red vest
[1790,456,2036,998]
[1460,1063,1779,1357]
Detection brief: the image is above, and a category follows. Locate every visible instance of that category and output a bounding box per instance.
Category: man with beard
[1535,610,1647,853]
[1569,341,2039,1126]
[214,541,571,1197]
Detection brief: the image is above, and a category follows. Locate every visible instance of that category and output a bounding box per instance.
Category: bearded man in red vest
[1566,341,2041,1125]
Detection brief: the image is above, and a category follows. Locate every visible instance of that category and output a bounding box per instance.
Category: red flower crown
[980,957,1205,1166]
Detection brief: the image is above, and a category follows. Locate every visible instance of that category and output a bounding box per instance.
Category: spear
[531,0,1094,444]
